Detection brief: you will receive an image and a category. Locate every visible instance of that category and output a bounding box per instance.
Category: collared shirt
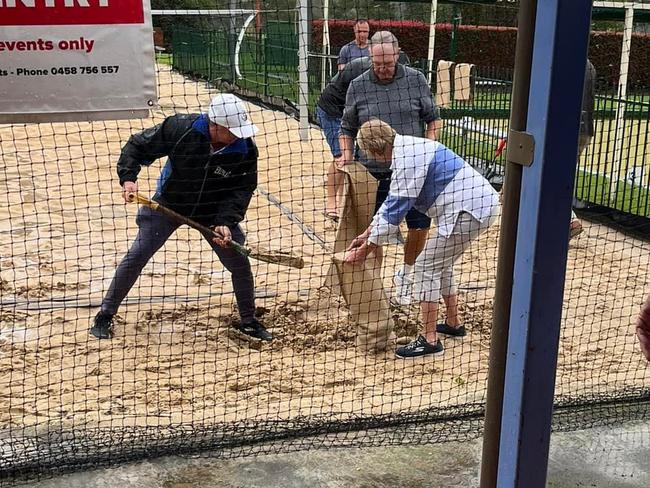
[368,135,500,245]
[341,64,440,173]
[337,41,370,66]
[317,52,413,119]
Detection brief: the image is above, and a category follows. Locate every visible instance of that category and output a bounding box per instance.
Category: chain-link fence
[1,0,649,484]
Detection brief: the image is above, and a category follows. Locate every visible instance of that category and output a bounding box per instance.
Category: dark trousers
[101,206,256,323]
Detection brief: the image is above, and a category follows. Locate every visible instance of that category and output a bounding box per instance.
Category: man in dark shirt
[317,57,380,221]
[337,19,370,71]
[570,59,596,238]
[90,94,273,342]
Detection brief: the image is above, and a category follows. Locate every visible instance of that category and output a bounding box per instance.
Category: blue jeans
[101,206,256,323]
[316,106,342,158]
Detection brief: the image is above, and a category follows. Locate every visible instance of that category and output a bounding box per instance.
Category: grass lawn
[155,53,173,65]
[575,170,650,216]
[442,117,650,216]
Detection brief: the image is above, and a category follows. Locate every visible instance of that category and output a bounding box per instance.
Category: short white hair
[358,119,396,157]
[369,31,399,50]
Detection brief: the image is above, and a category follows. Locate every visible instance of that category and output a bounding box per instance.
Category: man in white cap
[90,94,273,342]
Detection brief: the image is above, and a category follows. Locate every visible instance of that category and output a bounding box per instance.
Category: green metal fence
[170,25,649,220]
[172,24,299,100]
[576,93,650,217]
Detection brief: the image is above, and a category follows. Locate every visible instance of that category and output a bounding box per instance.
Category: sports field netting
[1,1,649,484]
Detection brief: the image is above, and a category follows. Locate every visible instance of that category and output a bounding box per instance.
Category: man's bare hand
[212,226,232,248]
[122,181,138,203]
[344,242,376,264]
[344,228,376,264]
[336,154,353,168]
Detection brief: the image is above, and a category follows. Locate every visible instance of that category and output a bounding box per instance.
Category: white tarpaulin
[0,0,157,123]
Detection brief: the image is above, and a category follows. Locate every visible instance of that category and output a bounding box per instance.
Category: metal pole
[479,1,536,487]
[497,0,593,486]
[264,35,269,98]
[229,0,238,82]
[426,0,439,86]
[609,5,634,202]
[208,31,213,83]
[450,5,461,61]
[321,0,331,91]
[297,0,310,141]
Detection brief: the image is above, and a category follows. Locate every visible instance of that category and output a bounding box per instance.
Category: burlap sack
[454,63,476,102]
[333,162,377,252]
[328,162,395,353]
[333,252,395,353]
[436,60,455,109]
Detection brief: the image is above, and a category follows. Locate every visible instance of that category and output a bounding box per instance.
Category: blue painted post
[497,1,593,487]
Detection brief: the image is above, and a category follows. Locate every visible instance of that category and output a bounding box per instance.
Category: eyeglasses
[372,62,396,70]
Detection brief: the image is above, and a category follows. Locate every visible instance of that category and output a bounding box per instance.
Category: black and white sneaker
[235,319,273,342]
[436,323,467,338]
[395,335,444,359]
[90,312,114,339]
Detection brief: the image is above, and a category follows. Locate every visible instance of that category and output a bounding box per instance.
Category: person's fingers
[122,182,137,202]
[212,226,233,249]
[344,247,366,264]
[212,237,227,248]
[214,226,230,238]
[336,158,351,169]
[347,255,362,264]
[346,238,363,251]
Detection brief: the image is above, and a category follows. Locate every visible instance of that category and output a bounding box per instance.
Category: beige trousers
[414,210,498,303]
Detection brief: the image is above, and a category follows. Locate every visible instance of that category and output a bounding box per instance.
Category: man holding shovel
[90,94,272,342]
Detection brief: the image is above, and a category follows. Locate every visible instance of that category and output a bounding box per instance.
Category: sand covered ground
[0,63,648,439]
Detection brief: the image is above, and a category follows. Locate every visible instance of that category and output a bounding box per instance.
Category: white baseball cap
[208,93,259,139]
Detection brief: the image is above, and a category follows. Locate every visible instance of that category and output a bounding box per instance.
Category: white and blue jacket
[368,135,500,246]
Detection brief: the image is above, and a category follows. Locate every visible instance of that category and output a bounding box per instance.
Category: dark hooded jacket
[117,113,257,227]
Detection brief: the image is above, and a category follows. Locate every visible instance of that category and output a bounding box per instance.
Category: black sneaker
[90,312,114,339]
[395,335,443,359]
[436,323,467,338]
[235,319,273,342]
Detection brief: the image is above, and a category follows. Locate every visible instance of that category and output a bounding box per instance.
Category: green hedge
[312,19,650,87]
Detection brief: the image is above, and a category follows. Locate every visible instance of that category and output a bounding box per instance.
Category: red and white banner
[0,0,157,122]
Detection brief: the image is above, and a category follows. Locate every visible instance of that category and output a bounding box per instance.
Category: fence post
[609,4,634,204]
[426,0,439,86]
[450,5,462,61]
[263,34,269,98]
[496,0,593,486]
[208,31,213,83]
[460,117,469,157]
[229,0,238,82]
[479,1,536,486]
[321,0,331,91]
[297,0,310,141]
